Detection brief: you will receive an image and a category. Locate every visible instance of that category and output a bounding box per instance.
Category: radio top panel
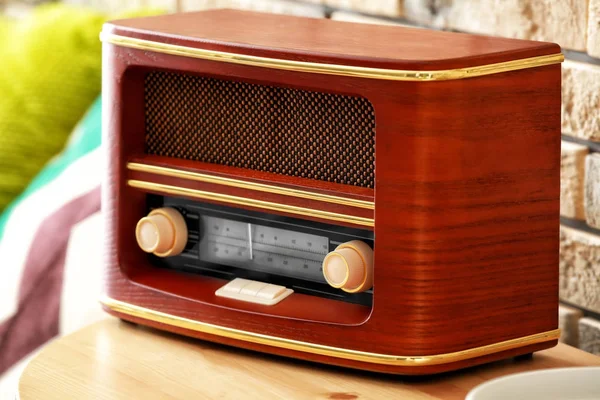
[101,9,562,76]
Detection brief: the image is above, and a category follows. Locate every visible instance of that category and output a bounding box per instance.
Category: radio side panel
[373,64,561,355]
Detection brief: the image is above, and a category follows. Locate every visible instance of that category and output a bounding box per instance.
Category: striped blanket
[0,98,105,376]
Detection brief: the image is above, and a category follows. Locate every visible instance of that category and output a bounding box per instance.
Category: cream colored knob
[135,207,188,257]
[322,240,373,293]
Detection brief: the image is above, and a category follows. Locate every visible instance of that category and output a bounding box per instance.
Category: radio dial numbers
[135,207,374,294]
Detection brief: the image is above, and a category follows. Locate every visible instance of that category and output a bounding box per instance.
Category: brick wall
[59,0,600,354]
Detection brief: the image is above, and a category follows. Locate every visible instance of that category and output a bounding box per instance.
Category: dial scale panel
[147,195,374,305]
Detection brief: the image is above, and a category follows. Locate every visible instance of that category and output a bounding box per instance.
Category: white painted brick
[579,317,600,355]
[559,304,584,347]
[562,61,600,143]
[588,0,600,58]
[559,226,600,314]
[182,0,325,17]
[402,0,449,27]
[330,10,412,27]
[403,0,588,51]
[585,154,600,229]
[2,3,35,19]
[149,0,181,12]
[323,0,402,17]
[560,141,589,220]
[63,0,178,13]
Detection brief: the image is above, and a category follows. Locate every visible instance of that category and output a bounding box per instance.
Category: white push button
[239,281,267,296]
[215,278,293,305]
[222,278,252,293]
[256,284,287,300]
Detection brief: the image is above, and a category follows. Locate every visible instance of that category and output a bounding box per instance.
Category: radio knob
[135,207,188,257]
[322,240,373,293]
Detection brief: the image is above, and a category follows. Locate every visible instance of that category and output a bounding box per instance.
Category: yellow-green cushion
[0,4,107,211]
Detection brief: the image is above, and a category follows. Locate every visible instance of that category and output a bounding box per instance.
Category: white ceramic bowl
[466,367,600,400]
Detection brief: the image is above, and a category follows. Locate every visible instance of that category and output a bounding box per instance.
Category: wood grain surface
[18,318,600,400]
[103,9,561,70]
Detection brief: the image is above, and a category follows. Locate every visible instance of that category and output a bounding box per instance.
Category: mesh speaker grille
[144,71,376,188]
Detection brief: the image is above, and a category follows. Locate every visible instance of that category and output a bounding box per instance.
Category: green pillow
[0,4,106,212]
[0,5,165,213]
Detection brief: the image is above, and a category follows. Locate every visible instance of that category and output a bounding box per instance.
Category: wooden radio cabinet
[101,9,563,374]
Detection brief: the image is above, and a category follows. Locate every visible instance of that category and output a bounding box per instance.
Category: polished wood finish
[104,9,560,70]
[127,168,375,226]
[102,10,562,374]
[130,155,376,201]
[130,268,371,326]
[18,319,600,399]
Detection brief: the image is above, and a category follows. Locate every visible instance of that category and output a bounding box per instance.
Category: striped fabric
[0,98,104,377]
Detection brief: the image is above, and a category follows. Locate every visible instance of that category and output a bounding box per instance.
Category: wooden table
[18,318,600,400]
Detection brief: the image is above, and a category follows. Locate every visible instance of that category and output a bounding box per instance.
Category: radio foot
[514,353,533,361]
[118,318,138,327]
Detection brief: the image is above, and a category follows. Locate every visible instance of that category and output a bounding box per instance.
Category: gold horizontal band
[101,296,560,366]
[128,179,374,227]
[100,32,564,82]
[127,162,374,210]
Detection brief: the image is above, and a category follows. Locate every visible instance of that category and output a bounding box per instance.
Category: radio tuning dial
[322,240,373,293]
[135,207,188,257]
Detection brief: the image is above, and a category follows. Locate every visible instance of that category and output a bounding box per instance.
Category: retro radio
[100,9,563,374]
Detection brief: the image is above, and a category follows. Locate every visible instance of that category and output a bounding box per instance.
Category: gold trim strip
[100,32,564,82]
[101,296,560,366]
[128,179,374,227]
[127,162,374,210]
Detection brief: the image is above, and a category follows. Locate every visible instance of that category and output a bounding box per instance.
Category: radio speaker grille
[144,71,376,188]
